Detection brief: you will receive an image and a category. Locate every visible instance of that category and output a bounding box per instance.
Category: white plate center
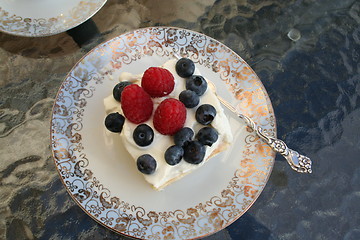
[1,0,81,19]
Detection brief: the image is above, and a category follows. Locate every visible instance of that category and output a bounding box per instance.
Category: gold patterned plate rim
[50,26,276,239]
[0,0,107,37]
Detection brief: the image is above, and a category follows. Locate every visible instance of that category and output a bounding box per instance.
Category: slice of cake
[103,58,233,190]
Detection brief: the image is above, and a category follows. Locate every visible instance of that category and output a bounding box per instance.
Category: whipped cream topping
[104,59,233,190]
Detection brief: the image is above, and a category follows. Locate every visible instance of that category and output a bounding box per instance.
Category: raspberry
[141,67,175,97]
[153,98,186,135]
[121,84,153,124]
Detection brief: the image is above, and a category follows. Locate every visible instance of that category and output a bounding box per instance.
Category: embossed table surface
[1,0,360,239]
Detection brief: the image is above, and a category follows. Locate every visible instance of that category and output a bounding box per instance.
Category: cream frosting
[104,59,233,190]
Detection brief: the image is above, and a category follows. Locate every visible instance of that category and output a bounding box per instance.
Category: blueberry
[179,90,200,108]
[176,58,195,78]
[105,112,125,133]
[174,127,194,146]
[113,81,132,101]
[183,141,206,164]
[165,145,184,165]
[186,75,207,96]
[137,154,157,174]
[133,124,154,146]
[196,127,219,146]
[195,104,217,125]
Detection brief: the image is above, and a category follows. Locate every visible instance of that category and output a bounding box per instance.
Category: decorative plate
[0,0,107,37]
[51,27,276,239]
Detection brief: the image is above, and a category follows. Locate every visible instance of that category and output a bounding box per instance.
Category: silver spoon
[207,80,312,173]
[173,53,312,173]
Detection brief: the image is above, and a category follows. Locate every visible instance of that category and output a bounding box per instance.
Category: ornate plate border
[50,27,276,239]
[0,0,107,37]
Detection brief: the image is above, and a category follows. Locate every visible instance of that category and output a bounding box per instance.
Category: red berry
[121,85,153,124]
[153,98,186,135]
[141,67,175,97]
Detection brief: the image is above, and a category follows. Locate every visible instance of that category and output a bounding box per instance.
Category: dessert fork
[173,53,312,173]
[207,80,312,173]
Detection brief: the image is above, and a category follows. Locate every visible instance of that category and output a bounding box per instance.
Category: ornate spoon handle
[239,114,312,173]
[209,82,312,174]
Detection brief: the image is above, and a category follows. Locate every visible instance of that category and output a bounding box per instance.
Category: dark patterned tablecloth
[1,0,359,239]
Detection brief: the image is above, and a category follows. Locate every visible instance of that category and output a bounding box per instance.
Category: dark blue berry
[174,127,194,146]
[113,81,132,101]
[196,127,219,146]
[186,75,207,96]
[183,141,206,164]
[137,154,157,174]
[176,58,195,78]
[195,104,217,125]
[179,90,200,108]
[165,145,184,165]
[105,112,125,132]
[133,124,154,146]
